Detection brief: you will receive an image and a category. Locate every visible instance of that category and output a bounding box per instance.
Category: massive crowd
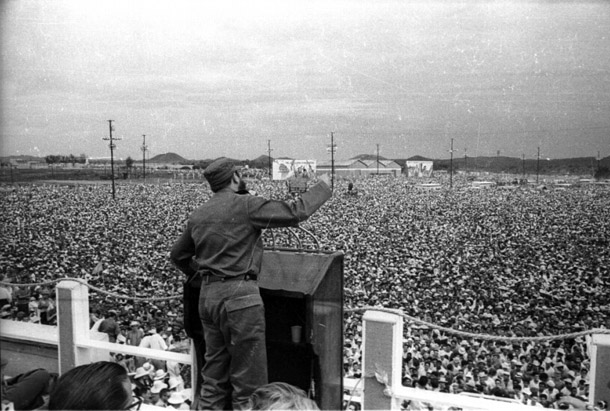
[0,175,609,409]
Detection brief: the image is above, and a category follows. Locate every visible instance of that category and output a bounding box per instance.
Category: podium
[185,248,344,410]
[259,249,344,411]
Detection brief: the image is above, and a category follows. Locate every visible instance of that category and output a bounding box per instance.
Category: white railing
[2,280,610,410]
[0,280,194,406]
[352,310,610,410]
[54,280,195,387]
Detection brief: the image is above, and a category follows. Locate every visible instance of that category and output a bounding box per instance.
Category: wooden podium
[259,249,344,411]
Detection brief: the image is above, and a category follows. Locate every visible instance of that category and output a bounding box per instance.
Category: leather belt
[204,273,257,284]
[190,272,258,287]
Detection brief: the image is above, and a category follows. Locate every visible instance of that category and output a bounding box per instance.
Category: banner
[272,160,316,181]
[406,161,433,178]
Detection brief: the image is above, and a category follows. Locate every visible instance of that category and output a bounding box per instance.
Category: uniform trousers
[197,278,267,410]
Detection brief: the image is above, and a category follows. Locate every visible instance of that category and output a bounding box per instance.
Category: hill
[431,155,610,175]
[148,153,189,163]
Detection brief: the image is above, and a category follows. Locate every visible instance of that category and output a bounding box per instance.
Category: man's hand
[318,173,331,187]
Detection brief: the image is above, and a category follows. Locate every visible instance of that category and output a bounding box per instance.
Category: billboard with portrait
[272,159,316,180]
[406,161,433,178]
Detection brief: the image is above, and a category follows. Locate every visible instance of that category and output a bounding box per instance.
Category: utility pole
[141,134,148,180]
[536,146,540,184]
[464,148,468,173]
[376,144,380,176]
[102,120,121,199]
[522,153,525,177]
[267,140,273,179]
[449,138,454,189]
[326,132,337,190]
[330,132,336,190]
[598,150,601,173]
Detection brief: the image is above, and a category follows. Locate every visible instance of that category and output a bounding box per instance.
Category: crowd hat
[181,388,192,402]
[153,369,167,380]
[168,377,181,390]
[133,367,148,379]
[168,391,185,405]
[151,380,168,394]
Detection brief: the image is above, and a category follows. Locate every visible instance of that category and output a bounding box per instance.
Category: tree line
[45,154,87,165]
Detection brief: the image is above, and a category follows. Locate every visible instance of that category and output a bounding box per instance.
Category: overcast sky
[1,0,609,161]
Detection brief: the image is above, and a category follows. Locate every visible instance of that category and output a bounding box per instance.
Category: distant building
[8,158,44,169]
[317,159,402,177]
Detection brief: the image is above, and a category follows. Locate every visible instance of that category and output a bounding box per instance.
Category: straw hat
[153,369,167,380]
[150,380,168,394]
[168,391,185,405]
[168,377,181,390]
[133,367,148,379]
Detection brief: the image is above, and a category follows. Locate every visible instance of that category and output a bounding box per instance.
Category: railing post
[190,340,198,401]
[57,280,90,374]
[362,310,403,410]
[590,334,610,407]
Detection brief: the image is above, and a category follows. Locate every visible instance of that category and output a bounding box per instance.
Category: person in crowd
[247,382,319,410]
[98,309,121,343]
[155,387,171,407]
[126,320,145,367]
[167,391,190,410]
[0,275,12,308]
[13,285,30,316]
[37,289,56,325]
[139,326,168,371]
[89,308,102,328]
[48,361,139,410]
[1,356,52,410]
[170,159,331,410]
[149,379,168,406]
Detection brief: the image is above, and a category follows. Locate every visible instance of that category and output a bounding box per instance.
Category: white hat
[150,380,168,394]
[153,369,167,380]
[168,391,185,404]
[181,388,192,401]
[133,367,148,379]
[168,377,181,390]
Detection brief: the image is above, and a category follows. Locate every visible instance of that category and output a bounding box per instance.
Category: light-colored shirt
[139,332,168,351]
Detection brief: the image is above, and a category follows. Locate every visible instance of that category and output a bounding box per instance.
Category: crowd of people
[0,174,609,409]
[2,357,316,410]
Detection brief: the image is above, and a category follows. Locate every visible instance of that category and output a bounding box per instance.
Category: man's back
[188,189,263,278]
[173,181,331,278]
